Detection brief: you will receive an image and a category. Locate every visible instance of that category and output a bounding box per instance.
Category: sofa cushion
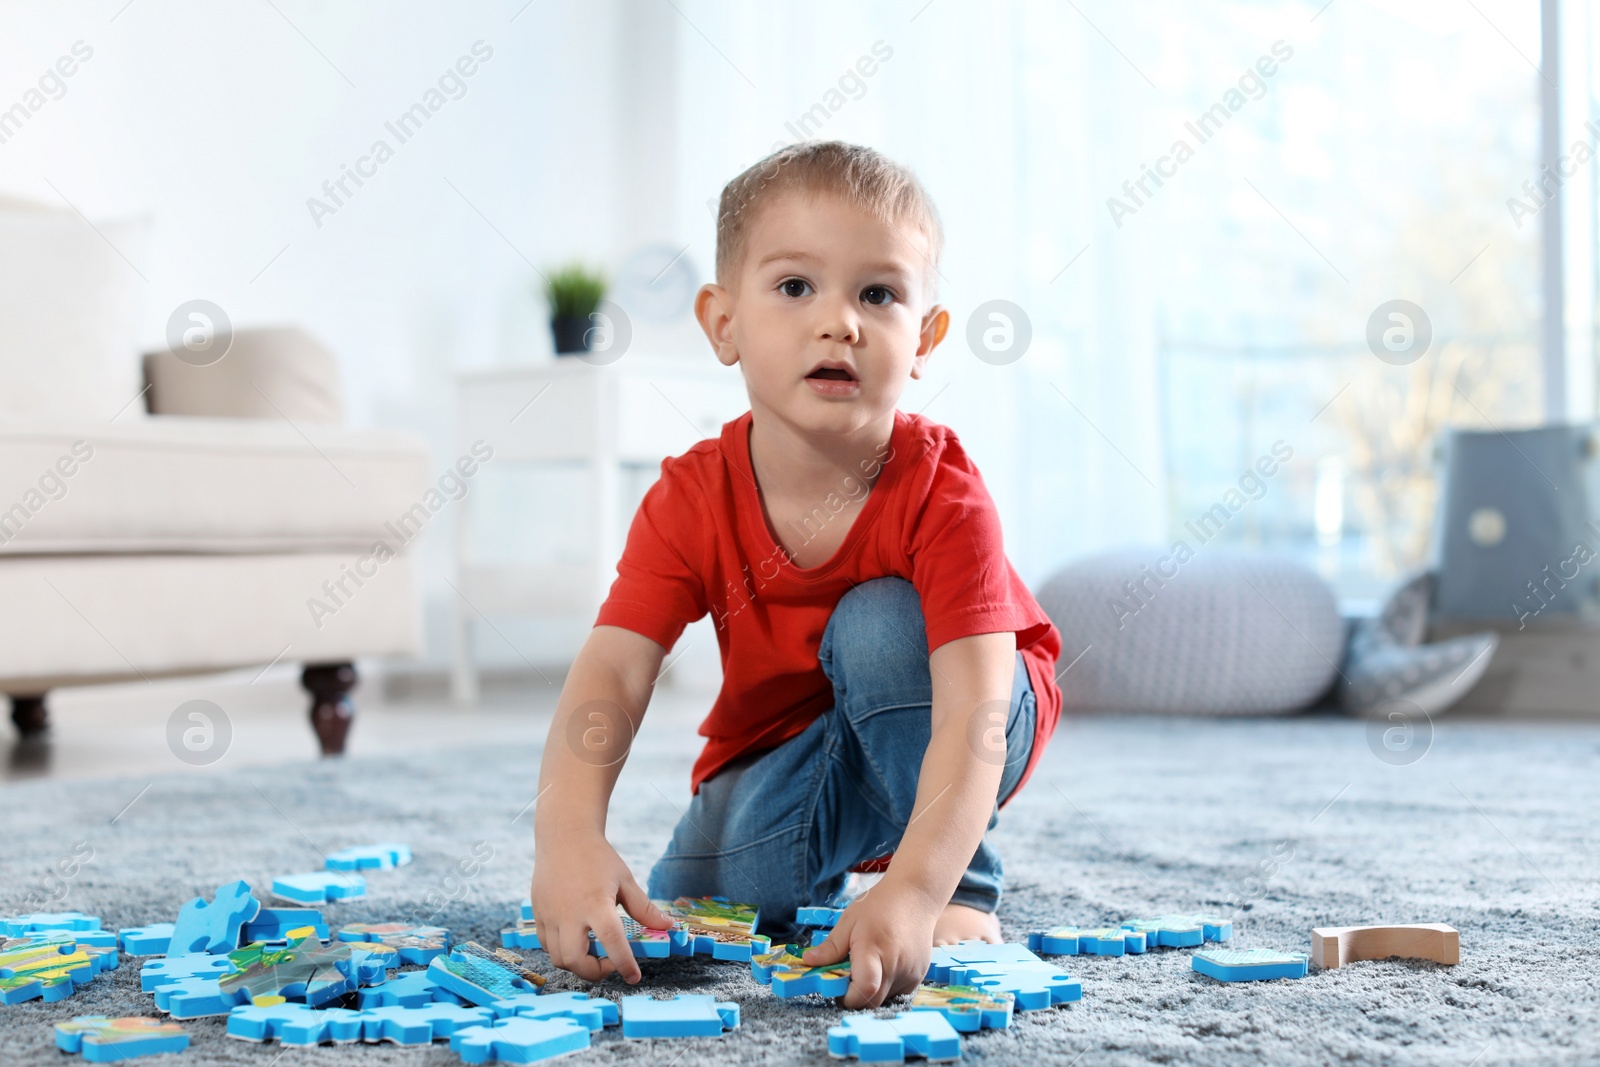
[0,197,148,421]
[1034,547,1343,714]
[0,416,433,556]
[144,325,345,424]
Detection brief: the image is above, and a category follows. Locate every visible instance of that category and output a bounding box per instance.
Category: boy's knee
[821,577,929,686]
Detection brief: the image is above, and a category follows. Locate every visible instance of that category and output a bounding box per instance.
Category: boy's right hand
[529,835,676,984]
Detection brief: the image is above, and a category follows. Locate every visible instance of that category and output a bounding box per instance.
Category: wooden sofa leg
[302,663,357,756]
[10,695,48,737]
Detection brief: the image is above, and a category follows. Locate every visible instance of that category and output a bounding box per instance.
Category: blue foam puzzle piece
[152,975,245,1019]
[909,983,1014,1032]
[1192,948,1308,982]
[796,906,843,928]
[169,880,262,954]
[359,1002,495,1044]
[1122,914,1233,946]
[117,925,175,956]
[139,953,237,992]
[519,898,534,922]
[243,908,329,942]
[325,843,412,871]
[500,923,541,951]
[495,990,618,1031]
[3,912,101,937]
[750,945,851,998]
[427,943,541,1007]
[620,994,740,1038]
[355,968,467,1008]
[337,922,449,964]
[1026,928,1080,956]
[924,941,1043,984]
[271,873,365,904]
[827,1011,962,1063]
[0,937,114,1004]
[946,961,1082,1011]
[451,1017,589,1063]
[54,1016,190,1062]
[1074,927,1146,956]
[226,1003,364,1044]
[62,930,117,948]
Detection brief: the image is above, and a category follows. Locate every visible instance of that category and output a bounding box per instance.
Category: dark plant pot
[551,315,592,355]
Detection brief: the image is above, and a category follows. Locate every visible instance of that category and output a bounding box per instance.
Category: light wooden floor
[2,664,716,784]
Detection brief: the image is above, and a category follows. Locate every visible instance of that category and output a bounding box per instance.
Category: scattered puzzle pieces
[325,843,412,871]
[750,944,850,998]
[139,953,236,993]
[244,908,329,943]
[55,1016,189,1062]
[338,923,449,964]
[428,942,545,1007]
[796,905,843,928]
[170,880,262,954]
[226,1003,364,1044]
[656,896,771,960]
[117,924,175,956]
[1192,947,1308,982]
[0,935,108,1005]
[359,1002,495,1045]
[828,1011,961,1063]
[1121,914,1233,947]
[355,968,466,1009]
[1075,927,1147,956]
[494,990,618,1031]
[944,962,1081,1011]
[620,994,740,1038]
[220,936,362,1008]
[924,941,1043,984]
[3,912,100,937]
[452,1017,589,1063]
[271,873,365,904]
[501,909,683,959]
[909,983,1014,1032]
[1026,927,1080,956]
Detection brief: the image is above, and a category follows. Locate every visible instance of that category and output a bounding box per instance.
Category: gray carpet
[2,711,1597,1065]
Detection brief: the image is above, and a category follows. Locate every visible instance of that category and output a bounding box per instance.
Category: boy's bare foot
[931,902,1002,946]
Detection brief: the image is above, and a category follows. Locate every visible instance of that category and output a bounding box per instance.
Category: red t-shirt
[594,407,1063,797]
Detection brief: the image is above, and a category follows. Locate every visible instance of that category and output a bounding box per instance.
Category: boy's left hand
[799,879,938,1008]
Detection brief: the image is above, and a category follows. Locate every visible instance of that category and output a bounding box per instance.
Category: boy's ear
[695,283,740,367]
[910,305,949,379]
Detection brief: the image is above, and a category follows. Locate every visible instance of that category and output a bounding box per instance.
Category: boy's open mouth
[805,361,857,381]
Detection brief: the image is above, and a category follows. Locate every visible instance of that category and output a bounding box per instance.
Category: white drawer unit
[451,354,748,702]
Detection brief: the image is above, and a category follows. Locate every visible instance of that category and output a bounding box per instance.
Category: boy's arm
[531,623,677,983]
[803,629,1018,1007]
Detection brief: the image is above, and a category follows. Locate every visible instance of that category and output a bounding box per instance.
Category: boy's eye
[861,286,895,306]
[779,278,811,298]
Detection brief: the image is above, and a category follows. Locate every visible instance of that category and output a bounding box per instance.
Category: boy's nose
[816,306,861,344]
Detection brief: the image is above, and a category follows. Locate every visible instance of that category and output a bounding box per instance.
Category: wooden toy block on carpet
[55,1016,189,1062]
[620,993,740,1038]
[1310,923,1459,969]
[828,1011,962,1063]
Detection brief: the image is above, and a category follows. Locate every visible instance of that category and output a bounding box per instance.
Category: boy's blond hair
[714,141,943,303]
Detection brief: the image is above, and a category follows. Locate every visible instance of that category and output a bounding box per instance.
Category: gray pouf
[1034,547,1343,714]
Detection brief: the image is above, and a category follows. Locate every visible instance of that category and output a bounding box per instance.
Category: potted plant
[543,263,607,355]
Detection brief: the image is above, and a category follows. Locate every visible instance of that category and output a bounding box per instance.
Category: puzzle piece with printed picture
[337,922,449,964]
[0,934,118,1005]
[54,1016,190,1062]
[655,896,771,960]
[908,983,1015,1032]
[750,944,851,998]
[428,941,545,1007]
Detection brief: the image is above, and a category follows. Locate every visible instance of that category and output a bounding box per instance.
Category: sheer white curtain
[661,0,1169,586]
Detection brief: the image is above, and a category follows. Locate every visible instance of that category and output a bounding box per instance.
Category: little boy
[530,141,1062,1008]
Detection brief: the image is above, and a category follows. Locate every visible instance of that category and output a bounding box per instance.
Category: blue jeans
[646,577,1037,936]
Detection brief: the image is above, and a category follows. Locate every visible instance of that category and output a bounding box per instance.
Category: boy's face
[696,189,949,441]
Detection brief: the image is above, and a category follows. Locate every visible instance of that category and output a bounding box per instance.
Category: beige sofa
[0,198,430,753]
